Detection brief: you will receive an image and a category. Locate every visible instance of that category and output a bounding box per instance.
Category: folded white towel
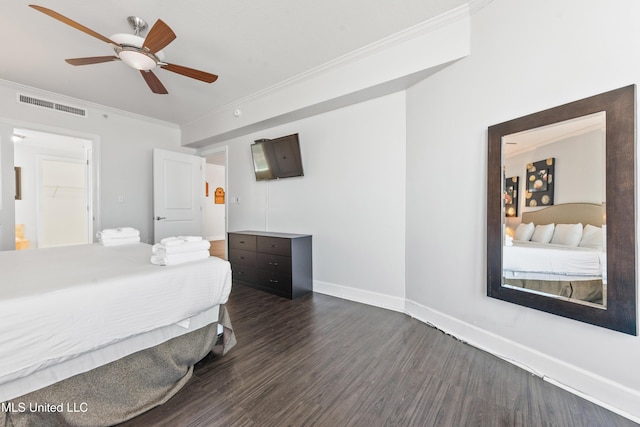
[152,240,211,255]
[100,236,141,246]
[160,235,204,246]
[160,236,184,247]
[179,236,203,242]
[97,228,140,239]
[505,235,513,247]
[150,250,210,266]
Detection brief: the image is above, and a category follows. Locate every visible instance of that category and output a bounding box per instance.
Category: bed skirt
[503,278,603,304]
[1,305,236,427]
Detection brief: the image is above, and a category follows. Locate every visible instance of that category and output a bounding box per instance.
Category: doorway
[204,149,227,259]
[13,128,93,249]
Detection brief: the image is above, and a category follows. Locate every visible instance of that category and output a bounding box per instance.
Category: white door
[153,149,205,243]
[37,156,90,248]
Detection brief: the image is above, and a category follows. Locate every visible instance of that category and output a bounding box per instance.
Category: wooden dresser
[228,231,312,299]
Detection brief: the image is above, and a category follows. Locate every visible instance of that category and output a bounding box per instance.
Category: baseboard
[313,280,405,313]
[405,299,640,424]
[206,235,225,241]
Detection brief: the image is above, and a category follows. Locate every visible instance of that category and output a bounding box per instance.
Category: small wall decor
[504,176,518,217]
[215,187,225,204]
[205,181,209,197]
[525,158,554,207]
[15,167,22,200]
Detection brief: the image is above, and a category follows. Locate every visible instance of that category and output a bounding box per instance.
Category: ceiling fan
[29,4,218,94]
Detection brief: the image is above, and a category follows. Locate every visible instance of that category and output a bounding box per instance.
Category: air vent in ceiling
[17,94,88,118]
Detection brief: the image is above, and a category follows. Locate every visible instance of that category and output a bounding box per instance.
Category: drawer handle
[239,240,245,244]
[269,262,279,266]
[269,279,279,284]
[239,256,245,260]
[271,244,278,248]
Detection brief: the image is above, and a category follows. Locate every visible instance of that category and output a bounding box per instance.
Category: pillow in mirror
[514,222,534,241]
[531,223,555,243]
[579,224,603,250]
[551,223,583,247]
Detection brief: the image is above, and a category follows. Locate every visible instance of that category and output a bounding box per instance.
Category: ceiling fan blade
[160,63,218,83]
[29,5,118,45]
[140,70,168,94]
[143,19,176,54]
[66,56,120,66]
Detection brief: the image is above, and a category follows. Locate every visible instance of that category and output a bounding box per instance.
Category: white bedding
[0,243,232,401]
[503,240,606,280]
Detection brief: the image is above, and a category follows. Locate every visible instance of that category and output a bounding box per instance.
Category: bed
[0,242,234,426]
[503,203,607,305]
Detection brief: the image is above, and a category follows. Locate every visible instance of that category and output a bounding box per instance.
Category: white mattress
[0,243,232,400]
[503,241,606,280]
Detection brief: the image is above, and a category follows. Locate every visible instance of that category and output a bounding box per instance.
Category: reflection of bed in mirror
[503,203,606,305]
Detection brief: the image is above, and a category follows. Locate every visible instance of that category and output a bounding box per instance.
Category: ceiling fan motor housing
[127,16,148,35]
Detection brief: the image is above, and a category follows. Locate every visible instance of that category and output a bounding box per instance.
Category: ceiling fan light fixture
[111,34,164,71]
[118,49,157,71]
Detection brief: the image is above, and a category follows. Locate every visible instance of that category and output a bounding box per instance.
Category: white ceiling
[504,112,606,158]
[0,1,467,127]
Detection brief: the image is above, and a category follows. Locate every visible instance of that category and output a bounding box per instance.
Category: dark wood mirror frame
[487,85,637,335]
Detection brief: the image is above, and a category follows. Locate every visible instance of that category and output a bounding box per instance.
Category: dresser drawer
[228,248,256,266]
[229,233,257,251]
[257,236,291,256]
[255,271,292,294]
[231,267,258,284]
[256,253,292,274]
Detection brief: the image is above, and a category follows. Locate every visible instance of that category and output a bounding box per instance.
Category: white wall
[0,123,13,250]
[208,91,407,308]
[0,82,192,244]
[505,129,605,220]
[406,0,640,420]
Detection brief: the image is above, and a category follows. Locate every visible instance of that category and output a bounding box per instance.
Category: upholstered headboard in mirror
[521,203,604,227]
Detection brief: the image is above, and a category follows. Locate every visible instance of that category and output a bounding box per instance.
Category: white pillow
[531,223,555,243]
[579,224,603,250]
[551,223,583,247]
[514,222,535,241]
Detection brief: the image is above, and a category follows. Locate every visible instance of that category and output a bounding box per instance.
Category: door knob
[155,216,166,221]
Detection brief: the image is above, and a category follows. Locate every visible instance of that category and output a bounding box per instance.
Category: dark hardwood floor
[121,284,638,427]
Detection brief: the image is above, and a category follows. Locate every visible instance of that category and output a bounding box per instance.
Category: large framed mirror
[487,85,637,335]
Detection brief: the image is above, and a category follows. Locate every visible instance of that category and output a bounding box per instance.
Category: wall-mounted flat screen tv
[251,133,304,181]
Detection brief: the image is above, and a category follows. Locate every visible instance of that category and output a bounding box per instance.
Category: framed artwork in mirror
[504,176,518,217]
[487,85,637,335]
[525,158,554,207]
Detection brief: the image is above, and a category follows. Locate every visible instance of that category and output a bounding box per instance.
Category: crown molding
[469,0,494,14]
[185,3,475,128]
